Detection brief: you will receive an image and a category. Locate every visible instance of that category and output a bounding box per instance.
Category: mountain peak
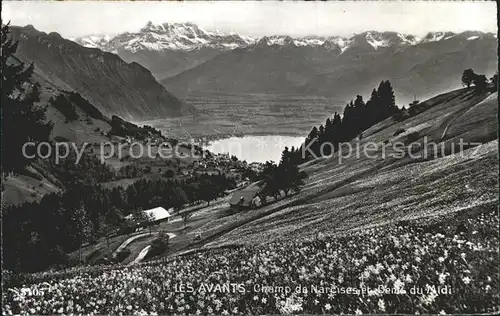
[74,22,493,55]
[421,31,457,43]
[76,21,255,53]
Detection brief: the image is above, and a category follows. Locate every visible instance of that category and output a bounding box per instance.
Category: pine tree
[353,95,366,134]
[377,80,397,120]
[1,23,53,177]
[280,146,290,165]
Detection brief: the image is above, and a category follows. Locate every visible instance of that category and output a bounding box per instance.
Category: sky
[2,1,497,38]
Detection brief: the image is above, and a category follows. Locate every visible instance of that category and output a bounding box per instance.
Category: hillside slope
[10,25,192,121]
[0,89,167,206]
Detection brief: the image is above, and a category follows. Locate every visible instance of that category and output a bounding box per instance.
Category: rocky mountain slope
[3,25,194,206]
[11,25,192,121]
[194,88,498,248]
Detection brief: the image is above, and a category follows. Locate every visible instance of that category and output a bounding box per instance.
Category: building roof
[143,207,172,221]
[229,181,265,207]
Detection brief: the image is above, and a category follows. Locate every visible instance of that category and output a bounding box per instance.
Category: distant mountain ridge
[74,21,497,83]
[11,25,192,121]
[75,22,495,53]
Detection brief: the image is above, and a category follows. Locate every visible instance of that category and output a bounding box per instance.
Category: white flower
[438,273,447,284]
[325,303,331,311]
[439,310,446,315]
[355,308,363,315]
[462,276,471,284]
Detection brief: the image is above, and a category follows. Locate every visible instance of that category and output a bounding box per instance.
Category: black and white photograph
[1,0,498,314]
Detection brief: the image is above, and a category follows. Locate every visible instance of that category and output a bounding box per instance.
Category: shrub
[148,233,170,258]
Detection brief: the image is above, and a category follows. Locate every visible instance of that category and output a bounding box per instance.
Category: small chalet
[143,207,173,224]
[125,207,173,226]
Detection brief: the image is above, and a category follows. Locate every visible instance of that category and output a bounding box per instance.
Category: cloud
[2,1,496,38]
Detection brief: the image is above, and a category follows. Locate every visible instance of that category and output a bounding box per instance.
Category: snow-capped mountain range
[74,21,496,53]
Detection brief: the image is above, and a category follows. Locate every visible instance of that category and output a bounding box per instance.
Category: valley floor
[139,94,344,139]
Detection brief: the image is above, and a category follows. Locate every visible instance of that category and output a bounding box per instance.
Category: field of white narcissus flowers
[3,208,498,315]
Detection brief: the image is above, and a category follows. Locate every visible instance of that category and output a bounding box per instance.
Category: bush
[115,248,131,263]
[148,233,170,258]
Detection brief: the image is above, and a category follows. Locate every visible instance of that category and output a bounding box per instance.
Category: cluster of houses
[229,180,266,210]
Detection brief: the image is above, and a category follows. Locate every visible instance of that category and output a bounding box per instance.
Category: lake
[204,135,305,163]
